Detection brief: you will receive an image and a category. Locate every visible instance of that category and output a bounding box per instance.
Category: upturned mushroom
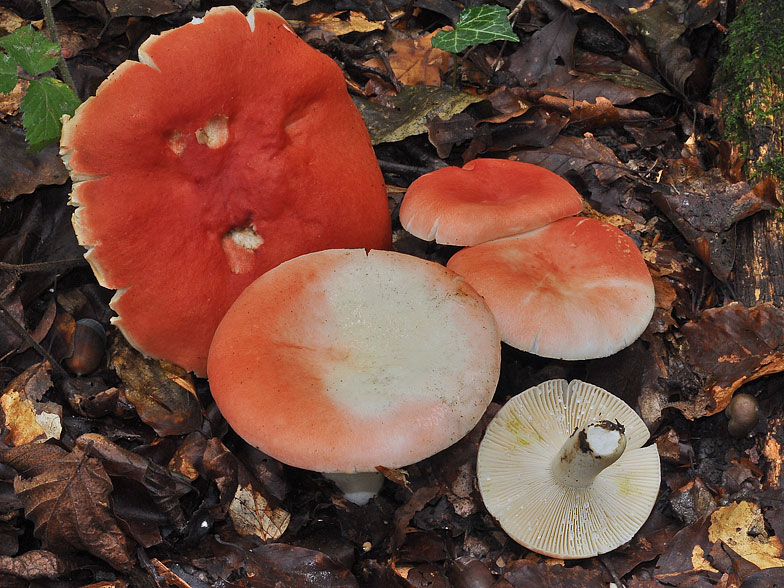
[60,7,392,376]
[446,217,655,360]
[477,379,660,559]
[208,249,501,501]
[399,159,583,246]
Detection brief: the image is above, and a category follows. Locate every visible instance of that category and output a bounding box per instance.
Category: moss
[715,0,784,184]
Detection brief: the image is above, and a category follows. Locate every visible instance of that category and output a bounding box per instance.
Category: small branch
[0,303,68,378]
[38,0,77,92]
[0,257,87,274]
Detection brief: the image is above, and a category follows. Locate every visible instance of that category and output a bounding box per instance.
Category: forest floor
[2,0,784,586]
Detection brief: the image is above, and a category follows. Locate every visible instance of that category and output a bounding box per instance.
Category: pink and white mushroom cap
[399,159,583,246]
[207,249,501,473]
[447,216,655,360]
[477,379,661,559]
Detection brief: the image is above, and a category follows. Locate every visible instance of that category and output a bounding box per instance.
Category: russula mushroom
[477,379,660,559]
[725,393,759,437]
[60,6,392,376]
[446,217,655,360]
[399,159,583,246]
[208,249,501,496]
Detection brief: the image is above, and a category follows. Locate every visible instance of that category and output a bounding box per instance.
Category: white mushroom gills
[550,421,627,488]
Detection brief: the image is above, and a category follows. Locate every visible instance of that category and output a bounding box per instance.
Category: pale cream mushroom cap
[477,379,661,559]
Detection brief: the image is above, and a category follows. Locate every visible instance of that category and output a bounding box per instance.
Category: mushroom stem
[550,421,627,488]
[323,472,384,506]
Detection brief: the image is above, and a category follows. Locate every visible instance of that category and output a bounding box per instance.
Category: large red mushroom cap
[60,7,392,376]
[399,159,583,246]
[207,249,501,473]
[447,217,655,360]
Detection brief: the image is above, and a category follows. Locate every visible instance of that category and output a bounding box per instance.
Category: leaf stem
[37,0,76,93]
[0,258,87,274]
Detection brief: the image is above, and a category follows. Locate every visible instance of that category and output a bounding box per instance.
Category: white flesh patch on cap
[195,115,229,149]
[168,131,187,155]
[313,254,483,416]
[477,379,661,559]
[222,225,263,274]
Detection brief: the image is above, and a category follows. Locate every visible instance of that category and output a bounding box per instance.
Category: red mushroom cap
[60,7,392,376]
[207,249,501,473]
[399,159,583,246]
[447,217,655,359]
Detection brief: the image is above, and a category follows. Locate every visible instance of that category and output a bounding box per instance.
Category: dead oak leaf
[0,362,59,446]
[0,442,135,571]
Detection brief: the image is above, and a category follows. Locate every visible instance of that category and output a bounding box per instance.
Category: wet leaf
[103,0,184,18]
[0,442,135,570]
[0,124,68,201]
[506,11,577,88]
[240,543,359,588]
[110,334,202,436]
[502,560,605,587]
[678,303,784,418]
[355,86,484,144]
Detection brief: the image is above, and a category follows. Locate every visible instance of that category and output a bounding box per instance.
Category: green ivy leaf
[0,25,60,76]
[21,77,80,151]
[0,53,17,93]
[432,5,519,54]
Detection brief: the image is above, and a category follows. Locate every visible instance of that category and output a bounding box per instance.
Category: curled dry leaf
[109,334,202,437]
[229,483,290,541]
[0,362,58,446]
[0,549,71,580]
[307,11,385,36]
[0,442,135,571]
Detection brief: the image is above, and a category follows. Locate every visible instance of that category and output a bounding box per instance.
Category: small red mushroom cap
[399,159,583,246]
[60,7,391,376]
[447,217,655,360]
[207,249,501,473]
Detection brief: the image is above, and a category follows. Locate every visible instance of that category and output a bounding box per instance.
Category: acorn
[64,318,106,376]
[725,393,759,438]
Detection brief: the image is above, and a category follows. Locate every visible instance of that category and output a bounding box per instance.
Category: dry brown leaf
[387,31,452,86]
[709,502,784,569]
[109,333,202,436]
[308,11,385,36]
[0,549,72,580]
[0,363,57,446]
[0,442,135,571]
[75,433,191,531]
[229,483,290,541]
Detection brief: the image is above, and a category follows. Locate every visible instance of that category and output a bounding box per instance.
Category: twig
[37,0,77,92]
[0,302,67,378]
[0,257,87,274]
[490,0,527,72]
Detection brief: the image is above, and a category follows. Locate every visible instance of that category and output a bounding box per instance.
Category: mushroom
[725,393,759,437]
[446,217,655,360]
[59,7,392,376]
[399,159,583,246]
[208,249,501,501]
[477,379,660,559]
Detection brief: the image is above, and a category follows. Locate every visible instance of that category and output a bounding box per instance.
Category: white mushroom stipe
[551,421,627,489]
[477,379,661,559]
[324,472,385,506]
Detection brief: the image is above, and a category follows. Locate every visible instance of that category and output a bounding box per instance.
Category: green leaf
[21,77,81,151]
[432,5,519,54]
[0,52,17,93]
[0,25,59,76]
